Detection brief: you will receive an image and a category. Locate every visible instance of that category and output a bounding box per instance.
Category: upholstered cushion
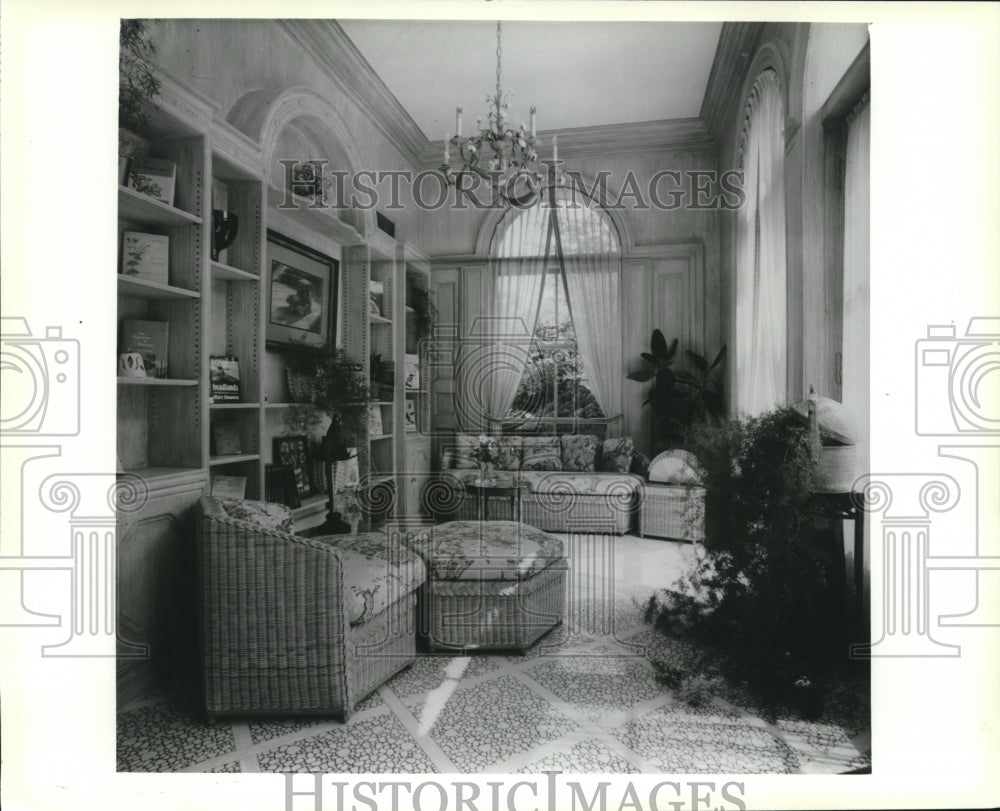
[648,449,704,485]
[560,434,599,472]
[598,437,634,473]
[313,532,426,625]
[407,520,564,582]
[220,499,294,534]
[519,471,644,497]
[520,436,561,471]
[450,433,480,469]
[494,435,523,470]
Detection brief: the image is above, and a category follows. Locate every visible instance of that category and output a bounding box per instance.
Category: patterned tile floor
[117,534,871,774]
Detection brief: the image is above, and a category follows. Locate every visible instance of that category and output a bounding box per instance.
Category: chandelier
[440,21,554,204]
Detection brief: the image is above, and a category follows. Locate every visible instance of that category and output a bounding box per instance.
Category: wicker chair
[196,496,422,720]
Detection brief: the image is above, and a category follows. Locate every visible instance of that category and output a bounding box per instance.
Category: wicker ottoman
[638,483,706,541]
[407,520,567,651]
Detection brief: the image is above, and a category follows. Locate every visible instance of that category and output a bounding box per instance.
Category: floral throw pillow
[598,437,635,473]
[560,434,599,472]
[495,435,523,470]
[450,434,480,469]
[630,451,651,479]
[520,436,561,471]
[221,499,294,534]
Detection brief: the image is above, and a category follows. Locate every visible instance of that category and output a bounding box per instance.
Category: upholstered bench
[405,520,567,652]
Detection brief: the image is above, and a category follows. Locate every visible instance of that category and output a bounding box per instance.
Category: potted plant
[644,407,846,714]
[119,20,161,183]
[409,284,437,343]
[627,328,726,451]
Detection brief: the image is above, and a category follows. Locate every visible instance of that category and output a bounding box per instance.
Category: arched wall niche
[226,85,374,237]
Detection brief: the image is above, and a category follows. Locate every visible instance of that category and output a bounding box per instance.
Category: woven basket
[815,445,860,493]
[287,370,316,404]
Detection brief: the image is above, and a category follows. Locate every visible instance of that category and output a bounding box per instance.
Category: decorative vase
[118,351,146,378]
[211,209,239,261]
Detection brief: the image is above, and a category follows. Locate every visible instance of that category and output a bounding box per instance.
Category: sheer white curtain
[556,193,622,423]
[842,94,870,466]
[735,69,787,416]
[479,203,549,427]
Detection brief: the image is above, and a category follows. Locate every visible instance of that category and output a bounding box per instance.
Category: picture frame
[273,435,312,497]
[265,230,338,348]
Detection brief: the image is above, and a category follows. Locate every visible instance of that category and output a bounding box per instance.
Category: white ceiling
[338,20,722,140]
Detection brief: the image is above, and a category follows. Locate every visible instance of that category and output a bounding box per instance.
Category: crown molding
[277,20,428,169]
[700,22,765,143]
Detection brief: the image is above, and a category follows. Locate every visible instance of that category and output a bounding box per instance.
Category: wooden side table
[464,477,528,522]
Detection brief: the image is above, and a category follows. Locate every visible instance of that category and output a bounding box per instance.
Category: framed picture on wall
[265,230,338,348]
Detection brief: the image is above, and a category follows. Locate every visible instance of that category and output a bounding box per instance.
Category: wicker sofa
[436,433,645,534]
[197,496,424,720]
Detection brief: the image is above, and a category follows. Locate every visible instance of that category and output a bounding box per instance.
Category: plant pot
[815,444,860,493]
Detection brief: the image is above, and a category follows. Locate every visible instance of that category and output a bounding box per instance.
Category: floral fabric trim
[406,520,564,582]
[220,499,294,534]
[598,437,635,473]
[520,436,561,471]
[560,434,599,472]
[312,532,426,625]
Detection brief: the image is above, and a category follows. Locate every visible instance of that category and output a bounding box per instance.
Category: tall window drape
[477,203,549,427]
[842,93,870,466]
[556,194,622,423]
[735,69,787,416]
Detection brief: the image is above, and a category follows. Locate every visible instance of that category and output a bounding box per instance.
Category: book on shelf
[121,231,169,285]
[211,421,242,456]
[368,279,384,318]
[127,157,177,206]
[403,353,420,390]
[209,355,241,402]
[367,404,384,436]
[404,398,416,431]
[265,464,301,509]
[273,436,312,497]
[120,319,168,378]
[211,475,247,500]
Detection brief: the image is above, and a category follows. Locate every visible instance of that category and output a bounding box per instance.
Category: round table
[464,477,528,522]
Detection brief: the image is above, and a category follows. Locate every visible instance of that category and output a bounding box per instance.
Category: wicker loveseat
[197,496,424,720]
[436,433,645,534]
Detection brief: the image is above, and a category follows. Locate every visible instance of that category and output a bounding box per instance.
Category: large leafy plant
[627,329,726,451]
[644,408,846,710]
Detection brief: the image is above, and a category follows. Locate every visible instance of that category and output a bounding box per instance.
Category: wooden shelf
[369,314,392,325]
[118,377,199,387]
[265,185,364,243]
[121,466,204,485]
[210,401,259,410]
[369,433,393,441]
[118,185,202,227]
[292,494,328,519]
[210,261,258,282]
[118,275,201,300]
[209,453,261,467]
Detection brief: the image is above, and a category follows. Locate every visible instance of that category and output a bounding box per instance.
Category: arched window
[486,187,622,434]
[735,69,787,415]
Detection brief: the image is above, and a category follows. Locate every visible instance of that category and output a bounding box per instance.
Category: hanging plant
[410,284,438,342]
[119,20,162,136]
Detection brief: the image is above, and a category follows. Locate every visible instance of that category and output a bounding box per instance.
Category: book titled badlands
[209,355,241,402]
